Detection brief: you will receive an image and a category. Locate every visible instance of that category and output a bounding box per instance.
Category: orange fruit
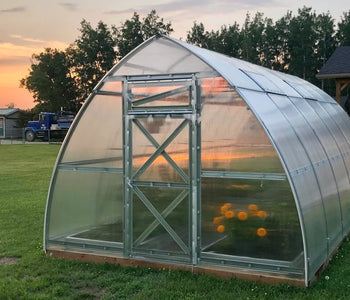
[257,227,267,237]
[225,210,235,218]
[217,225,225,233]
[237,211,248,221]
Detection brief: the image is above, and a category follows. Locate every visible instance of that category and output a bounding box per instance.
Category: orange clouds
[0,37,68,109]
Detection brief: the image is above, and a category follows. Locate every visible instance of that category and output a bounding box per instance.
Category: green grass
[1,145,350,299]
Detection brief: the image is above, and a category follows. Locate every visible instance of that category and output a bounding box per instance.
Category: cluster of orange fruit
[213,203,268,237]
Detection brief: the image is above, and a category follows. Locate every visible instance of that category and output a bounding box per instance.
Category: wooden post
[336,79,342,104]
[335,79,350,104]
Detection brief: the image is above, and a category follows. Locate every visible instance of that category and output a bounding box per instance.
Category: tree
[68,20,118,103]
[286,7,318,81]
[20,48,78,112]
[186,22,209,48]
[116,10,173,59]
[337,10,350,46]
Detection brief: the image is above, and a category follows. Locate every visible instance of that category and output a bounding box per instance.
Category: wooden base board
[46,249,305,287]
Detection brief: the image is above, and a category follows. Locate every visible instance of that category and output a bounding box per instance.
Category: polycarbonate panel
[325,103,350,146]
[201,78,283,173]
[290,98,349,237]
[132,117,189,182]
[282,75,334,103]
[201,177,303,264]
[269,94,342,249]
[130,81,190,107]
[238,88,328,280]
[113,37,212,76]
[171,38,263,92]
[309,101,350,234]
[61,95,123,168]
[47,170,123,243]
[133,187,189,255]
[243,71,283,94]
[222,59,301,98]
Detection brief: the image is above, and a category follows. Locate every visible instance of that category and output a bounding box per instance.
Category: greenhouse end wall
[44,35,350,286]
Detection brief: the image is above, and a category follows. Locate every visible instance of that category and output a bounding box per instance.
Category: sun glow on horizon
[0,37,68,109]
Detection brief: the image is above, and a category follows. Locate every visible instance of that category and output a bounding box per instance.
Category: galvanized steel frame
[122,75,201,264]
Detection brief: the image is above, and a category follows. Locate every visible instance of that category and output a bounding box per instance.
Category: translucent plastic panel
[201,78,283,173]
[113,37,213,76]
[309,101,350,234]
[132,117,189,182]
[283,76,334,103]
[132,187,189,254]
[243,71,282,94]
[238,88,328,280]
[291,98,350,238]
[177,38,263,92]
[201,178,303,263]
[130,82,190,107]
[325,103,350,146]
[100,80,122,93]
[270,94,342,248]
[47,170,123,243]
[61,95,123,168]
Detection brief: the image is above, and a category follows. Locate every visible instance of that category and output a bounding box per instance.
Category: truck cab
[24,112,75,142]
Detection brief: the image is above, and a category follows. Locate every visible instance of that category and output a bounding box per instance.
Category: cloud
[59,2,78,11]
[104,0,280,16]
[0,6,26,13]
[0,39,68,66]
[10,34,47,44]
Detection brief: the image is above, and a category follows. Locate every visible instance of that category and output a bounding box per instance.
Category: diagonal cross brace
[134,189,189,247]
[132,186,190,254]
[133,119,189,183]
[132,119,188,180]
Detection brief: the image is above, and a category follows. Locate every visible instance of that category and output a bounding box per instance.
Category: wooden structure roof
[317,46,350,104]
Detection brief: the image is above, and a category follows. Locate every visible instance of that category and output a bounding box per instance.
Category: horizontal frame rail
[201,170,287,181]
[58,164,123,174]
[132,181,189,189]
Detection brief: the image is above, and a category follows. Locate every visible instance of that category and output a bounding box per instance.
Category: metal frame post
[123,80,133,257]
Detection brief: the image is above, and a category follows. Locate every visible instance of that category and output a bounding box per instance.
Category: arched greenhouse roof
[45,35,350,286]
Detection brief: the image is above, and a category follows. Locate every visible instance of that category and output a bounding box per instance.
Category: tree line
[20,7,350,117]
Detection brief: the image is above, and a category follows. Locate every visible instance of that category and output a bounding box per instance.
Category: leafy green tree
[287,7,318,81]
[214,23,241,58]
[68,20,118,103]
[20,48,78,112]
[116,10,173,59]
[241,12,267,64]
[186,22,209,48]
[337,10,350,45]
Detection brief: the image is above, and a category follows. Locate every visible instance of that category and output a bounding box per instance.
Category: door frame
[122,74,201,265]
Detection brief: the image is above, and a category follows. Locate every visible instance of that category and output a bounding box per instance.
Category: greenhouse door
[123,75,201,264]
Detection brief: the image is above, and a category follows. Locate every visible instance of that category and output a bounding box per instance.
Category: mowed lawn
[1,144,350,299]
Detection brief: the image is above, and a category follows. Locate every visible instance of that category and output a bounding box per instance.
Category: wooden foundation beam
[46,249,305,287]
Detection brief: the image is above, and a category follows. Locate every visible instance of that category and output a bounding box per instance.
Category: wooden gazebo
[317,46,350,104]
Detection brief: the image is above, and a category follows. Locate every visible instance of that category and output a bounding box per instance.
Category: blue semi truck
[24,111,75,142]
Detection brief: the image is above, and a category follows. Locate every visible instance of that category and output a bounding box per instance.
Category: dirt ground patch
[0,256,19,265]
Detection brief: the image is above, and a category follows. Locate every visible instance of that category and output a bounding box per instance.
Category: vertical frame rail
[190,76,201,265]
[123,80,133,258]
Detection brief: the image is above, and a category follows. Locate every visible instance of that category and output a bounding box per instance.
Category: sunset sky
[0,0,349,110]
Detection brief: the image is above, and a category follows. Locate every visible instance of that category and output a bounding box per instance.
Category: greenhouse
[44,35,350,286]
